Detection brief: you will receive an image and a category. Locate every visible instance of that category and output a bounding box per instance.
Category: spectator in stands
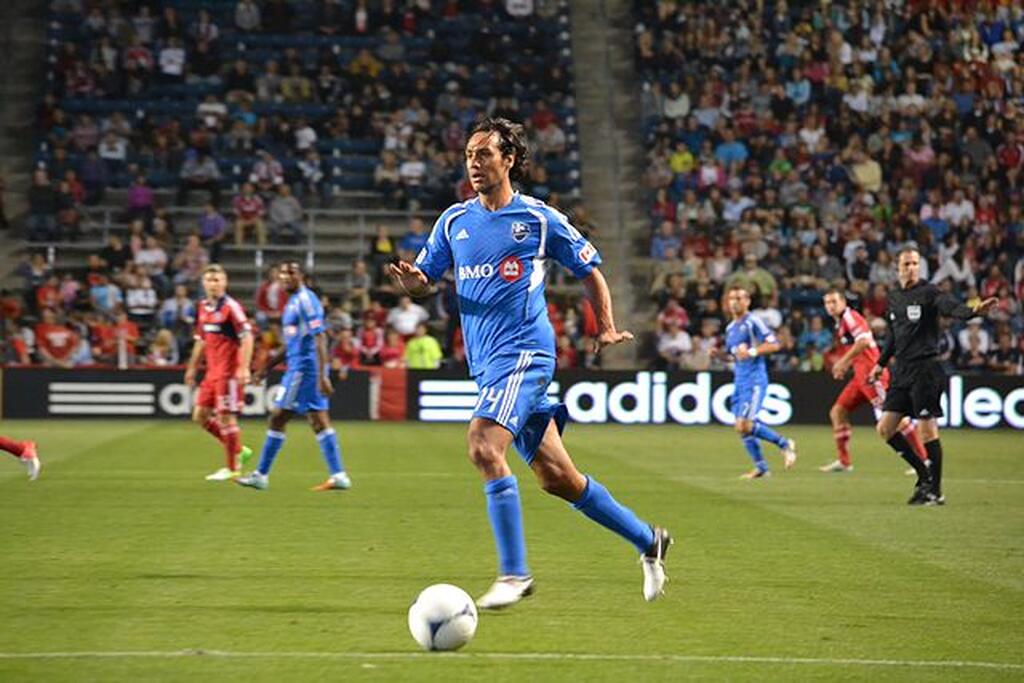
[78,149,108,204]
[988,333,1021,375]
[726,254,777,302]
[343,260,371,313]
[26,169,58,242]
[125,174,155,223]
[172,235,209,286]
[387,295,429,338]
[145,328,180,366]
[397,219,428,260]
[797,316,832,356]
[656,316,693,370]
[111,308,140,367]
[101,234,130,273]
[404,323,443,370]
[267,185,304,244]
[232,182,266,245]
[255,265,286,325]
[177,150,221,206]
[379,327,406,368]
[374,150,403,207]
[958,318,992,356]
[122,265,158,325]
[34,308,78,368]
[250,150,284,196]
[54,179,81,241]
[159,284,196,342]
[331,328,361,380]
[358,315,384,365]
[234,0,261,32]
[650,221,680,260]
[135,235,169,295]
[263,0,294,33]
[296,149,327,204]
[196,203,228,262]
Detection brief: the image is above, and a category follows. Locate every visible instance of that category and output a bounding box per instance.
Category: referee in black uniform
[869,246,997,505]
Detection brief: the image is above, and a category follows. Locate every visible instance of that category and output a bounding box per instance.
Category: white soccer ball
[407,584,478,651]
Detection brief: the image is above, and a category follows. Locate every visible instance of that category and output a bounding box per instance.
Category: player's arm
[581,268,634,352]
[737,317,779,359]
[237,332,254,384]
[870,310,895,382]
[315,332,333,396]
[184,338,204,388]
[255,345,285,382]
[833,335,870,379]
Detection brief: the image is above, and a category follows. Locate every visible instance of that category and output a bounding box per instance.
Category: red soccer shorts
[196,375,244,415]
[835,369,889,413]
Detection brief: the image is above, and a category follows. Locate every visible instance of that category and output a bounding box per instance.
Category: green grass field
[0,420,1021,681]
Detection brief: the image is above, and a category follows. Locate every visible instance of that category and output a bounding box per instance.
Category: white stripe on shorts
[498,352,534,426]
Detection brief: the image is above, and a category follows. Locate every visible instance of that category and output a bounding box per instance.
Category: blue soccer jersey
[415,193,601,379]
[281,285,324,371]
[275,285,328,414]
[725,313,777,420]
[725,312,776,385]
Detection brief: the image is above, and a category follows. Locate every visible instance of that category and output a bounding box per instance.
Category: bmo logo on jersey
[457,263,495,281]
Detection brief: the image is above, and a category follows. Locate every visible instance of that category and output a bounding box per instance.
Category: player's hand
[236,366,252,385]
[184,367,196,388]
[319,375,334,397]
[973,297,999,315]
[590,328,635,354]
[735,344,751,361]
[832,360,849,380]
[388,260,428,296]
[867,364,883,383]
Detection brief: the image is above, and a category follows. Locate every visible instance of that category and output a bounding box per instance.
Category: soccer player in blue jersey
[389,118,671,608]
[720,285,798,479]
[236,262,352,491]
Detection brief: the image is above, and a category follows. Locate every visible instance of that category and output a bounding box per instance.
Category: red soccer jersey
[195,296,251,378]
[835,307,879,377]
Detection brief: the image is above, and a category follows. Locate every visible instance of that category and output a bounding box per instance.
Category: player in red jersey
[820,289,928,472]
[0,436,40,480]
[184,264,255,481]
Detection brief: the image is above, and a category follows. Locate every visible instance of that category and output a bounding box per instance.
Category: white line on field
[0,651,1020,670]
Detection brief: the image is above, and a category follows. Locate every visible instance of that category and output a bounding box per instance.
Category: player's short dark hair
[279,260,304,274]
[897,245,920,260]
[470,117,530,183]
[824,287,845,298]
[727,284,751,297]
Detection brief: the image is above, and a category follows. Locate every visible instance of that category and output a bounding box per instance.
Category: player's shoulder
[519,194,571,224]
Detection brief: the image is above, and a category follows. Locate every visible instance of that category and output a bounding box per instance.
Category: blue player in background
[389,118,671,609]
[237,262,352,491]
[718,285,798,479]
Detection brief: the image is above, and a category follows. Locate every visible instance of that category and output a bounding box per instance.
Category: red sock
[222,425,241,471]
[203,418,225,444]
[901,422,929,462]
[833,426,852,466]
[0,436,25,458]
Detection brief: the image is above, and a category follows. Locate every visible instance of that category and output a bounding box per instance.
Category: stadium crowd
[634,0,1024,375]
[32,0,578,224]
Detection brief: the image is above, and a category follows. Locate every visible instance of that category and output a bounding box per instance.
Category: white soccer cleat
[641,526,673,602]
[904,467,917,476]
[819,460,853,473]
[235,471,268,490]
[782,439,798,469]
[311,472,352,491]
[21,441,40,481]
[475,575,534,610]
[205,467,239,482]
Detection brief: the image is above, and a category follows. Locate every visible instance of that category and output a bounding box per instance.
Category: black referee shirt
[879,280,976,367]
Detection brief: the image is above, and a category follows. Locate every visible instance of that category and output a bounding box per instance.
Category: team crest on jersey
[907,305,921,321]
[500,255,524,282]
[511,221,530,243]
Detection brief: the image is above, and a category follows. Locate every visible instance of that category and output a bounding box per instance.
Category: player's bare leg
[531,419,672,602]
[0,435,40,481]
[468,418,533,609]
[308,411,351,491]
[821,404,854,472]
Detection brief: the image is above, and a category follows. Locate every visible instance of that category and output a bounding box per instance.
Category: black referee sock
[925,440,943,493]
[887,433,930,482]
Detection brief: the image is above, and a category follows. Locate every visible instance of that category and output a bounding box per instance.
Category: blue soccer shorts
[732,380,768,422]
[273,367,330,415]
[472,350,568,465]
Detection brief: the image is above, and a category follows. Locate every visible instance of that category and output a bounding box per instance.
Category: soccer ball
[407,584,478,651]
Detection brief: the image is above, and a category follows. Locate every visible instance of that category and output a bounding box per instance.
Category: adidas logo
[455,228,470,241]
[508,415,519,428]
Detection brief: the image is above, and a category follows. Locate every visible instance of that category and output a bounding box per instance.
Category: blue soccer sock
[743,435,768,472]
[257,430,286,475]
[315,428,344,476]
[484,476,530,577]
[572,475,655,554]
[752,421,788,448]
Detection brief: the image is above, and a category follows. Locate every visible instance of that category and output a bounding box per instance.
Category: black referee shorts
[882,359,946,419]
